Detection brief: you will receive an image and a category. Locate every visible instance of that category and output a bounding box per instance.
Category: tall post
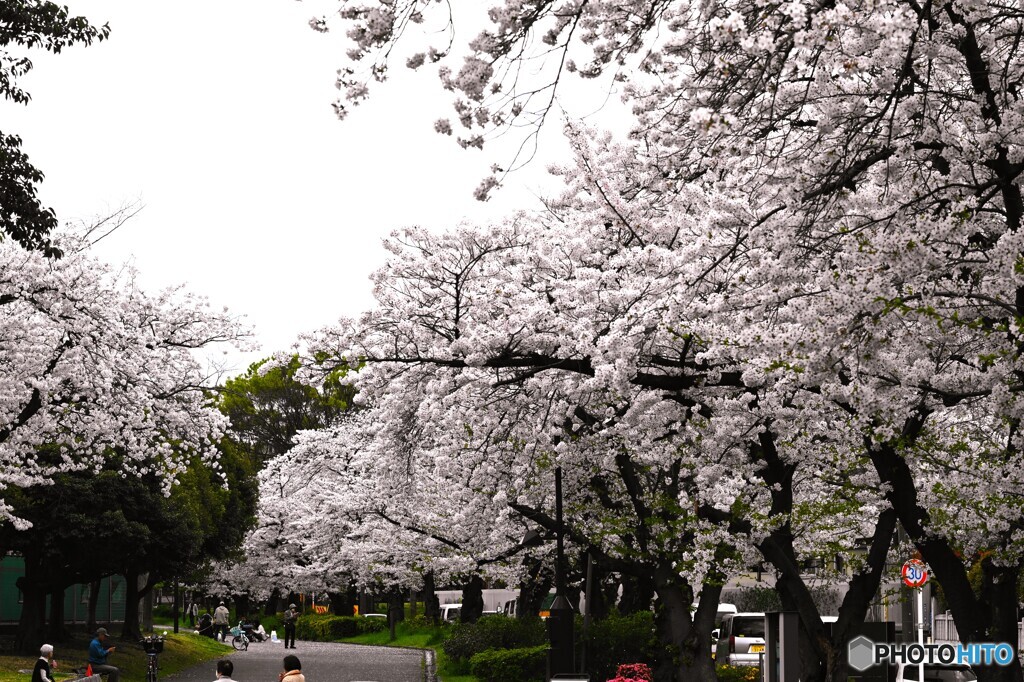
[547,467,575,679]
[172,578,180,634]
[555,467,565,596]
[581,551,594,674]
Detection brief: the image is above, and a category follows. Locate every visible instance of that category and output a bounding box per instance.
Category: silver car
[714,612,766,666]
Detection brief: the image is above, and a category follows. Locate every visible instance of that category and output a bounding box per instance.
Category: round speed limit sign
[902,558,928,588]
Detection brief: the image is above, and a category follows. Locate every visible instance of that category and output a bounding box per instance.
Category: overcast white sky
[3,1,586,375]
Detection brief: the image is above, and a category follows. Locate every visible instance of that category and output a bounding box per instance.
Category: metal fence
[933,613,1024,652]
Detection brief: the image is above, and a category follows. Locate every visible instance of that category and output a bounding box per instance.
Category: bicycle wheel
[147,659,158,682]
[231,635,248,651]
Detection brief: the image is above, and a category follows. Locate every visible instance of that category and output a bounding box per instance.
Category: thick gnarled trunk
[460,575,484,623]
[651,569,718,682]
[14,575,46,654]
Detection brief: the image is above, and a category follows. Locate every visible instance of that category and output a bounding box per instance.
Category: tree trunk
[975,559,1024,682]
[586,558,611,621]
[389,588,405,623]
[619,572,655,615]
[47,584,68,642]
[517,558,552,622]
[423,571,440,624]
[328,587,355,617]
[651,568,717,682]
[120,568,142,641]
[264,588,280,617]
[172,579,179,634]
[235,594,251,618]
[14,568,47,654]
[388,588,404,640]
[750,430,900,682]
[461,575,484,623]
[87,579,101,635]
[359,588,372,616]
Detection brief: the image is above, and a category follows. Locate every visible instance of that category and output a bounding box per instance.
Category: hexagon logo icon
[848,635,876,672]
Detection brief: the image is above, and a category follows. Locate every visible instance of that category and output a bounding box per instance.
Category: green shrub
[356,616,387,634]
[442,615,546,662]
[469,645,548,682]
[583,610,660,682]
[406,614,432,629]
[716,663,761,681]
[295,614,386,640]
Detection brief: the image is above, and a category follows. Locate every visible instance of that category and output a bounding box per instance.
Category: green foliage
[218,356,352,463]
[0,444,259,603]
[441,614,546,663]
[468,645,548,682]
[0,2,110,254]
[295,614,387,640]
[731,586,782,613]
[583,610,661,682]
[170,444,259,577]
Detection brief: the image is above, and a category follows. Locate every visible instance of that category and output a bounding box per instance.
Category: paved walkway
[163,638,424,682]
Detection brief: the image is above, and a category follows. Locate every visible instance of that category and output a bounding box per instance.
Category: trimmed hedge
[295,613,387,641]
[469,644,548,682]
[442,614,546,662]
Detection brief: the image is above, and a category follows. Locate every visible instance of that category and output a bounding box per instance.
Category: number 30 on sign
[902,559,928,588]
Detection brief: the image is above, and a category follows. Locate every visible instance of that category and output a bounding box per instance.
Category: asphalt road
[162,638,425,682]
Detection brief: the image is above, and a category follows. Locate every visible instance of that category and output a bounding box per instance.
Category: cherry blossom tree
[296,2,1024,680]
[0,230,250,531]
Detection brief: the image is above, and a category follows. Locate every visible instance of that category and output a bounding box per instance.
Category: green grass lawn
[338,619,477,682]
[0,631,231,682]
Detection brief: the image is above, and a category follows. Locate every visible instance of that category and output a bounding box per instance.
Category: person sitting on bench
[88,628,120,682]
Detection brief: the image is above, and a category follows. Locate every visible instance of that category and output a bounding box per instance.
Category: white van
[439,603,462,623]
[714,612,766,666]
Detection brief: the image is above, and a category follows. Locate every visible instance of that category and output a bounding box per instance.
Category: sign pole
[901,558,929,682]
[917,587,924,682]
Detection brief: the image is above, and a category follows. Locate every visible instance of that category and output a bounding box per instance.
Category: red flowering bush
[607,662,653,682]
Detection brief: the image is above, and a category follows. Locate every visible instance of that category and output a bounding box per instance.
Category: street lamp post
[547,467,575,679]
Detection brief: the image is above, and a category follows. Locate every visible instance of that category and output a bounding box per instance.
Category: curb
[423,647,437,682]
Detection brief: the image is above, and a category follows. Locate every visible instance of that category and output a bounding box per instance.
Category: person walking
[188,600,199,628]
[212,658,236,681]
[88,628,120,682]
[278,654,304,682]
[282,603,299,650]
[213,601,230,641]
[31,644,57,682]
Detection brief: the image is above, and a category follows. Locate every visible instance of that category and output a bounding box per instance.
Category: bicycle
[229,621,250,651]
[139,635,164,682]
